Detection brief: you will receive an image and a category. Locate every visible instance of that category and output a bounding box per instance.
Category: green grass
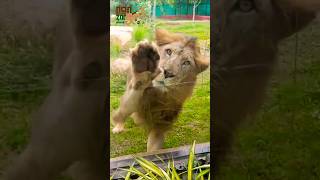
[0,35,52,175]
[155,21,210,41]
[110,42,121,59]
[110,70,210,157]
[110,21,210,157]
[218,21,320,179]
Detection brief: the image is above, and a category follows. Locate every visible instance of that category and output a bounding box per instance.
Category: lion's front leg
[112,40,160,133]
[147,128,166,152]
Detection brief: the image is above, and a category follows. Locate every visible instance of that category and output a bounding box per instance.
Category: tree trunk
[153,0,156,20]
[193,3,196,22]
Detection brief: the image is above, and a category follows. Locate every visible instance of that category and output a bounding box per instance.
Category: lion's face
[153,29,209,87]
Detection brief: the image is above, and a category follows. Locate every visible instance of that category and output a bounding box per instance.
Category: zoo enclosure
[155,0,210,18]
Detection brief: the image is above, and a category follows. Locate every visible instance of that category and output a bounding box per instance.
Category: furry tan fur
[1,0,107,179]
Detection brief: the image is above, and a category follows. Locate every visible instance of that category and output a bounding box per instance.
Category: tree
[153,0,157,20]
[190,0,201,22]
[152,0,176,21]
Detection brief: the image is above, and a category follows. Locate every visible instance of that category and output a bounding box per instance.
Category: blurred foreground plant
[112,141,210,180]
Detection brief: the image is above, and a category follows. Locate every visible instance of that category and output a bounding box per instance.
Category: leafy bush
[132,25,152,43]
[110,42,122,59]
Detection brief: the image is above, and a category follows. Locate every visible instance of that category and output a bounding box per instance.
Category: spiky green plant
[132,25,151,43]
[114,141,210,180]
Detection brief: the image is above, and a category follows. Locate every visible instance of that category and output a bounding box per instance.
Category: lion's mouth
[152,70,179,88]
[164,74,175,79]
[153,77,174,88]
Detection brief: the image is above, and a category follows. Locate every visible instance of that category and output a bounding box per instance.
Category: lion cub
[112,40,161,133]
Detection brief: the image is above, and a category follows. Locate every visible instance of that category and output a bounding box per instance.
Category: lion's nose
[164,69,175,78]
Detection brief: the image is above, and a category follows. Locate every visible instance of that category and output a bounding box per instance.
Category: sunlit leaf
[195,169,210,180]
[171,160,181,180]
[125,163,135,180]
[188,141,196,180]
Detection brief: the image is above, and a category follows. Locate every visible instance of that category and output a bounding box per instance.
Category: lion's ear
[155,29,183,46]
[185,36,197,50]
[195,55,209,73]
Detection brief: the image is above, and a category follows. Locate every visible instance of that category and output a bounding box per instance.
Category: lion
[1,0,107,179]
[111,29,209,152]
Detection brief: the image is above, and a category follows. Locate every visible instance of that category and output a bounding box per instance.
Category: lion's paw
[131,40,160,74]
[112,123,125,134]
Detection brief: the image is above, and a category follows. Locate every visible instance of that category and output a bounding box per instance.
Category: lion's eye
[165,49,172,56]
[182,61,191,66]
[236,0,255,12]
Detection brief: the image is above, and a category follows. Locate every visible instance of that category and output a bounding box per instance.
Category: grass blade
[119,167,151,180]
[188,141,196,180]
[171,160,181,180]
[159,167,171,180]
[195,169,210,180]
[125,163,135,180]
[166,160,173,178]
[155,154,166,165]
[135,157,171,179]
[199,167,204,180]
[192,164,210,170]
[135,157,163,177]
